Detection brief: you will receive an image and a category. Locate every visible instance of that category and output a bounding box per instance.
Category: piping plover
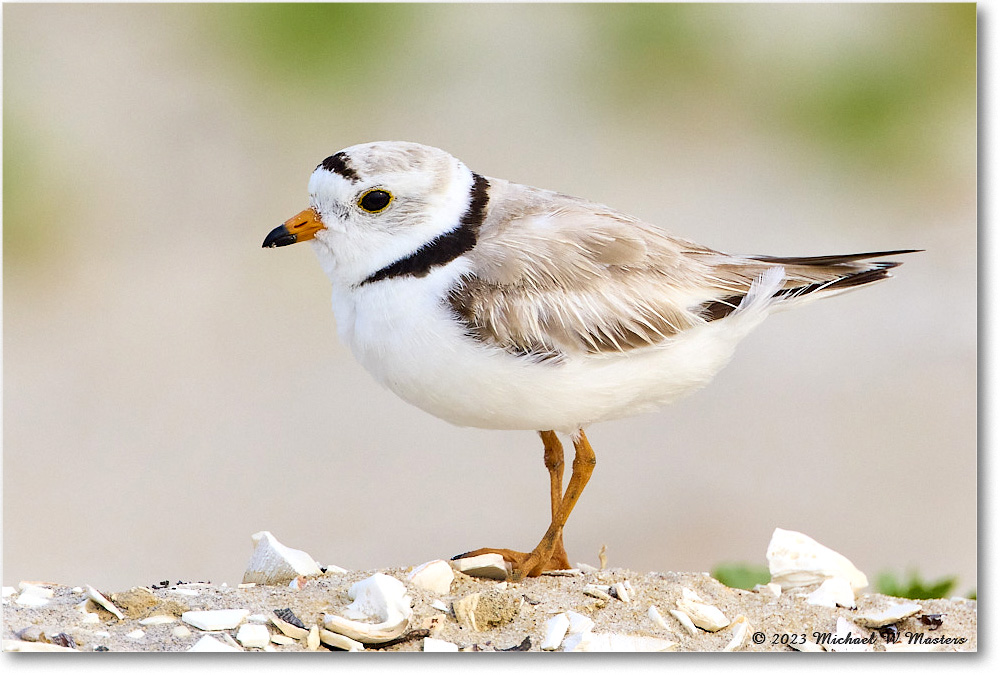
[264,140,914,579]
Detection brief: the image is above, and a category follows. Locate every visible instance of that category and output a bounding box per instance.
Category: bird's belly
[341,272,747,433]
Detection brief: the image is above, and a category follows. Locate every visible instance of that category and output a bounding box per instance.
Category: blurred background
[4,3,976,593]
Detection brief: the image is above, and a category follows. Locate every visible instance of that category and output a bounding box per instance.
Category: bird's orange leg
[454,430,595,580]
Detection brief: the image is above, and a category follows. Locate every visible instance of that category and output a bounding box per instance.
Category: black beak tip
[262,224,297,248]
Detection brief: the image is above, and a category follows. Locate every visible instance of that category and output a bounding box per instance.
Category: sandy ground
[3,564,976,653]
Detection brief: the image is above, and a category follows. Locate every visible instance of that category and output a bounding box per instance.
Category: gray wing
[447,180,913,361]
[447,182,743,360]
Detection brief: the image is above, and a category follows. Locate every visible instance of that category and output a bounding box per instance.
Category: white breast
[332,261,769,433]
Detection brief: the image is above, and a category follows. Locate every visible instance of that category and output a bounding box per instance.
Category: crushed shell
[86,585,124,620]
[319,628,365,651]
[723,616,750,651]
[854,602,923,628]
[242,531,322,586]
[676,588,729,632]
[767,528,868,592]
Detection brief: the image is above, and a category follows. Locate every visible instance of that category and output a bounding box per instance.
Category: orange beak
[262,208,325,248]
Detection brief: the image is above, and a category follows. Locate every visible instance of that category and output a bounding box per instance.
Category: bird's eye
[357,188,393,213]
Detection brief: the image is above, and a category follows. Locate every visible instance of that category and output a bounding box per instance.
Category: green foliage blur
[875,570,972,601]
[712,562,770,590]
[3,3,977,263]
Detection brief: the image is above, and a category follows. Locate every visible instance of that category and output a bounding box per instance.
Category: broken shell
[752,582,782,598]
[450,554,510,580]
[611,582,631,603]
[188,635,242,652]
[423,637,459,652]
[138,615,176,626]
[648,605,669,630]
[407,560,454,595]
[669,609,699,636]
[431,599,449,612]
[172,626,191,639]
[271,634,295,646]
[322,613,409,644]
[566,610,594,636]
[271,609,309,640]
[343,573,412,624]
[583,584,612,602]
[805,577,857,609]
[676,588,729,632]
[576,562,599,573]
[126,629,145,640]
[86,585,124,620]
[319,628,365,651]
[855,602,923,628]
[181,608,250,631]
[306,625,320,651]
[723,615,750,651]
[766,528,868,592]
[826,617,874,653]
[242,531,322,586]
[236,623,270,649]
[540,568,582,577]
[541,613,570,651]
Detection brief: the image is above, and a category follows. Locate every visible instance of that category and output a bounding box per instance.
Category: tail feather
[698,249,917,322]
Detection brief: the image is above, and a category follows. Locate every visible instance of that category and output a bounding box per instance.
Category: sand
[3,564,976,653]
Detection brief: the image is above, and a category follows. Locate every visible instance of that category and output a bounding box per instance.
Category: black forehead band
[319,152,360,182]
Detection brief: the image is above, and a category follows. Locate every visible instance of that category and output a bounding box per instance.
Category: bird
[263,140,915,580]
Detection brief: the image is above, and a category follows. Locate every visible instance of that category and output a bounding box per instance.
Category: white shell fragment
[648,605,670,630]
[323,613,409,644]
[827,617,874,653]
[188,635,242,652]
[271,634,294,645]
[138,615,176,626]
[542,613,570,651]
[611,582,631,603]
[306,625,320,651]
[723,615,750,651]
[669,609,699,636]
[753,582,782,598]
[126,629,145,640]
[14,590,50,608]
[242,531,322,586]
[583,584,613,602]
[323,574,412,645]
[675,588,729,632]
[766,528,868,592]
[181,608,250,631]
[86,585,124,620]
[806,577,858,609]
[431,599,449,612]
[540,568,582,577]
[172,626,191,639]
[855,602,923,628]
[319,628,365,651]
[450,554,510,580]
[566,610,595,636]
[271,609,309,640]
[423,637,459,652]
[236,623,270,649]
[407,560,454,595]
[344,574,412,624]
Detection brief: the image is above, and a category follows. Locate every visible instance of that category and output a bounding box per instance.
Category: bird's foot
[453,539,571,581]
